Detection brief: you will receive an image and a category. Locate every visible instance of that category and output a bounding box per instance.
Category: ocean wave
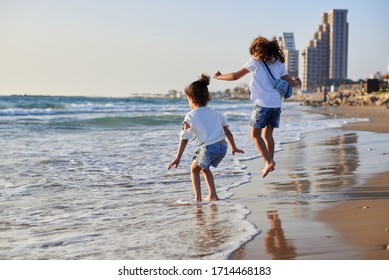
[0,95,189,117]
[1,114,185,131]
[0,103,142,116]
[79,114,184,127]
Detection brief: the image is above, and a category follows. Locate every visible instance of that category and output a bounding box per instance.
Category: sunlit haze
[1,0,388,96]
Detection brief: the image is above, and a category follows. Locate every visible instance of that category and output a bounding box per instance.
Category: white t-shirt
[183,106,228,146]
[244,58,287,108]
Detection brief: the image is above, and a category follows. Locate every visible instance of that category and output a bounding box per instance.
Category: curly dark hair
[184,74,211,106]
[249,36,285,63]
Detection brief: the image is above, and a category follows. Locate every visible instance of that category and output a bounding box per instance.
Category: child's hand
[168,158,180,170]
[292,77,302,87]
[213,71,222,79]
[232,148,244,155]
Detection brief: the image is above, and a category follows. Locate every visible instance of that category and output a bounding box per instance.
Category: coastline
[303,104,389,133]
[313,105,389,259]
[229,104,389,260]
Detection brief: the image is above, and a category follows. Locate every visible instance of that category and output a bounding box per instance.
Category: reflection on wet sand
[230,129,367,260]
[264,210,296,260]
[269,132,360,197]
[192,204,226,258]
[319,132,359,180]
[263,133,361,258]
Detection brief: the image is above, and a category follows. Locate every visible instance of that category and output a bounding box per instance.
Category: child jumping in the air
[213,36,301,178]
[167,74,244,202]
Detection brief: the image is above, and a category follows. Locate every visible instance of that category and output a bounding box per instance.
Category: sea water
[0,95,368,259]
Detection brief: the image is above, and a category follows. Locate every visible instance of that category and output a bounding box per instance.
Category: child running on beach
[168,74,244,202]
[213,36,302,178]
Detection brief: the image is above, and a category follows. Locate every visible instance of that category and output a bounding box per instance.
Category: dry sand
[229,104,389,260]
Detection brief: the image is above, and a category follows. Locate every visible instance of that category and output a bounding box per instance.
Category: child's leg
[263,126,275,161]
[201,168,219,201]
[190,161,202,202]
[251,127,276,178]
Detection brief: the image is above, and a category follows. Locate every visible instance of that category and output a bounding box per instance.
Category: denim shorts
[249,106,281,128]
[193,140,228,169]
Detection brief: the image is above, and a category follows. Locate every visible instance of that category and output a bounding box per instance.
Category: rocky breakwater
[290,90,389,107]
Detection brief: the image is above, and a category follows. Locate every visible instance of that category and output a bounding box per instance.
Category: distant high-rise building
[302,9,348,92]
[279,32,299,78]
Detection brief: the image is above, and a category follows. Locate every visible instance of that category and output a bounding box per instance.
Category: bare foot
[203,195,219,201]
[193,196,202,203]
[262,161,276,178]
[261,167,275,172]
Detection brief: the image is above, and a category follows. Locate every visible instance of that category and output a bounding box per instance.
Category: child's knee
[190,161,202,172]
[200,168,211,175]
[251,128,262,140]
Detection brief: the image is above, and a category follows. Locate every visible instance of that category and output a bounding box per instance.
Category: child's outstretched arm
[168,139,188,170]
[213,68,249,81]
[223,126,244,155]
[168,122,192,170]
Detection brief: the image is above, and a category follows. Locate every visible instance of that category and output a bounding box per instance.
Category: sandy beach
[230,104,389,260]
[305,105,389,133]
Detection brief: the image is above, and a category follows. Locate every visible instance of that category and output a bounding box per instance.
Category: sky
[1,0,388,97]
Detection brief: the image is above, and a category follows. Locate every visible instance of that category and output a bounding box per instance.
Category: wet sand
[305,105,389,133]
[230,105,389,260]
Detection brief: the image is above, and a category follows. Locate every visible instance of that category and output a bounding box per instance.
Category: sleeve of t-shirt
[183,113,192,126]
[181,114,194,139]
[243,58,255,72]
[221,113,229,127]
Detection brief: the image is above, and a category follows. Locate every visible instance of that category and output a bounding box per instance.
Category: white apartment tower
[279,32,299,78]
[302,9,348,92]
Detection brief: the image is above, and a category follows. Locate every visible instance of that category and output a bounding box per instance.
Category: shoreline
[302,104,389,133]
[229,104,389,260]
[312,104,389,259]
